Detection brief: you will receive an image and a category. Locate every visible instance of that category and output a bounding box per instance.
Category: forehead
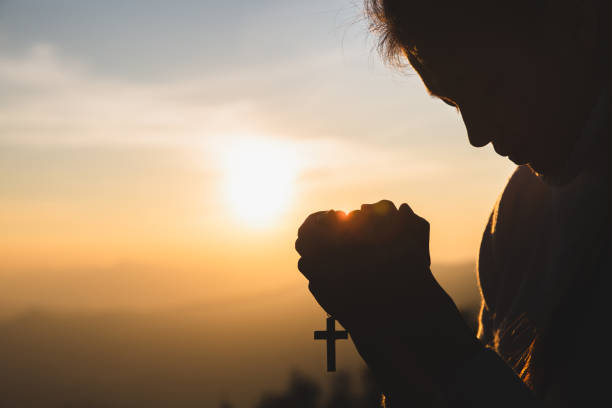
[409,34,529,80]
[406,42,524,101]
[413,27,519,62]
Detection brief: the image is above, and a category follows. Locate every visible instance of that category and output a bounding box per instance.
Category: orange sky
[0,4,524,407]
[0,1,517,315]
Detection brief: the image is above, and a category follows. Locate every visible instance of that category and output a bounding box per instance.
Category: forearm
[447,347,541,407]
[385,347,541,408]
[349,318,482,406]
[351,318,540,408]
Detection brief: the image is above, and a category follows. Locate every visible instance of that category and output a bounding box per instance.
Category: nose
[459,103,491,148]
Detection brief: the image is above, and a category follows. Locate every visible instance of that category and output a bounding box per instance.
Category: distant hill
[0,262,480,407]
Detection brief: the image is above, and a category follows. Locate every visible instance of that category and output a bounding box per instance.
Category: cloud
[0,40,458,150]
[0,41,495,194]
[0,44,264,146]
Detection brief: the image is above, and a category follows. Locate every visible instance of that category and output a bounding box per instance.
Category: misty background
[0,1,514,406]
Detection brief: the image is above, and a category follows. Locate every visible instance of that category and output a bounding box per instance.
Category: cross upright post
[314,317,349,372]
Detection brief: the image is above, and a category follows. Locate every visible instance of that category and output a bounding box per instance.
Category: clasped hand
[295,200,480,390]
[295,200,432,329]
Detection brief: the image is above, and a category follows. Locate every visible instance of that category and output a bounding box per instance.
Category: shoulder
[491,165,550,238]
[477,166,552,316]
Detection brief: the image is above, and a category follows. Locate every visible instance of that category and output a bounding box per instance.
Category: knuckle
[399,202,414,214]
[416,216,430,231]
[298,257,312,279]
[378,199,396,209]
[295,238,303,254]
[298,210,327,238]
[304,210,325,225]
[297,223,308,239]
[348,209,361,218]
[308,282,333,314]
[307,281,317,294]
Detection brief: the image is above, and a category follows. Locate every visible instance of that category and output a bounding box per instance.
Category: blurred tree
[358,369,384,408]
[255,371,321,408]
[250,368,386,408]
[323,371,353,408]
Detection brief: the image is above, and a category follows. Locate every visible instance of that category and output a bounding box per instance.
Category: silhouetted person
[296,1,612,406]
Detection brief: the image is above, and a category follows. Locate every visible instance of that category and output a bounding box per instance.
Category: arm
[382,301,541,408]
[433,204,541,407]
[295,200,541,407]
[438,341,541,408]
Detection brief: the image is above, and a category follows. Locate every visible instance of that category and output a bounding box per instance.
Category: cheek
[490,60,541,139]
[503,80,533,136]
[503,63,568,166]
[458,78,518,148]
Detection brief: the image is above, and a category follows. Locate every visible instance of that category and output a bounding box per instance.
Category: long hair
[365,0,612,78]
[364,0,544,66]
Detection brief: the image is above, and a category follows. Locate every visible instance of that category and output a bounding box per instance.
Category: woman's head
[366,0,610,180]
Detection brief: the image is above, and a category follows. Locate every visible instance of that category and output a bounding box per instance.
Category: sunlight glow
[223,137,298,226]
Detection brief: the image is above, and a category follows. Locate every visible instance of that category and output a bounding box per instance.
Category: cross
[314,317,348,372]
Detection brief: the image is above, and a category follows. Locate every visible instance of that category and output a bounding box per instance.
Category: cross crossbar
[314,317,349,372]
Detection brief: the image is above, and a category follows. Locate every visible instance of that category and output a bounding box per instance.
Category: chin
[509,155,528,166]
[525,140,579,182]
[527,162,545,175]
[526,156,551,174]
[507,149,530,166]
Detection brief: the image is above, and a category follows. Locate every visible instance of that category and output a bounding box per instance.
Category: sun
[223,138,298,226]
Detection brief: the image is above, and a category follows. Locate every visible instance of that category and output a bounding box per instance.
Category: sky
[0,1,521,406]
[0,0,517,313]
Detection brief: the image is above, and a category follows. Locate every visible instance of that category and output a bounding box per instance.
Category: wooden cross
[314,317,348,372]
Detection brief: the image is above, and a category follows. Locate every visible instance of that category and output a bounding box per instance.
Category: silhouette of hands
[295,200,432,327]
[296,200,481,392]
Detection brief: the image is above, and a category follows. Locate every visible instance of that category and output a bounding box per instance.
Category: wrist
[350,319,483,390]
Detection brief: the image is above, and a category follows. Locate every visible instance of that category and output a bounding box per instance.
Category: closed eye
[425,86,458,108]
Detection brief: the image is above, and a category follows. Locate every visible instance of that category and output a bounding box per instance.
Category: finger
[308,281,345,318]
[414,215,431,266]
[295,235,323,258]
[400,219,431,267]
[301,255,353,288]
[308,282,333,315]
[346,208,361,221]
[407,213,430,245]
[415,215,430,237]
[298,257,320,281]
[399,202,415,216]
[297,210,328,239]
[295,237,305,256]
[297,210,338,257]
[374,199,397,215]
[361,199,396,216]
[344,209,363,229]
[398,203,429,234]
[334,210,347,219]
[398,202,423,229]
